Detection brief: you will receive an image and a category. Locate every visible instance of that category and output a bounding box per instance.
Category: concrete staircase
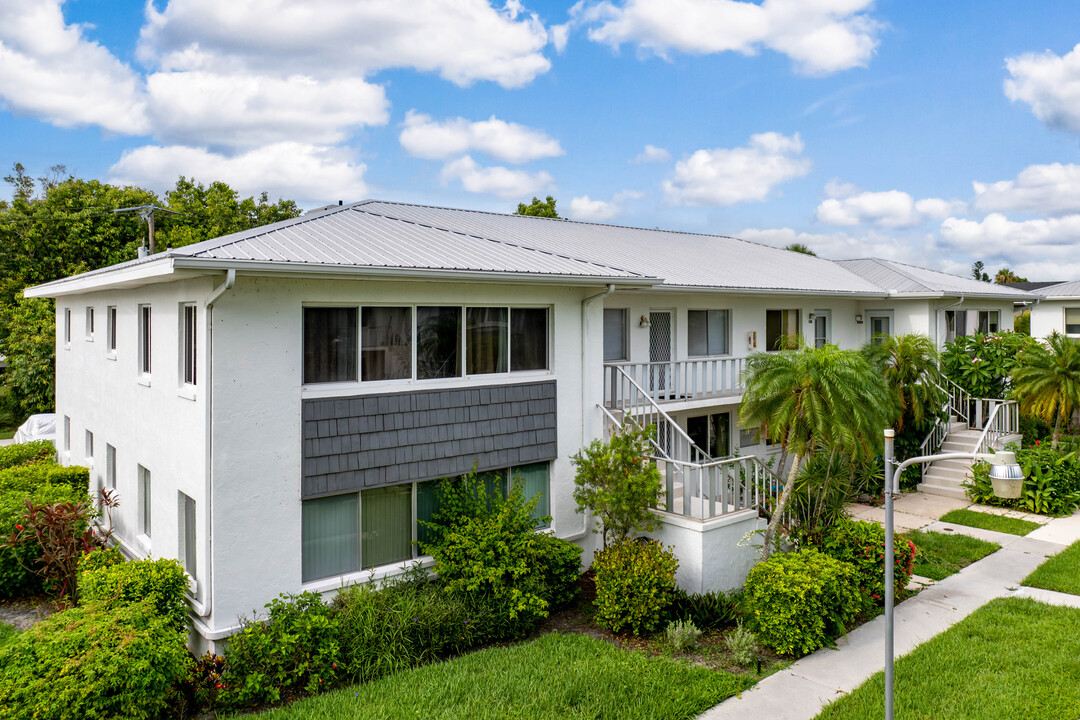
[918,419,981,500]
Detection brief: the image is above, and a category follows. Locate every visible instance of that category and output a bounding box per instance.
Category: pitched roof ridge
[352,205,649,278]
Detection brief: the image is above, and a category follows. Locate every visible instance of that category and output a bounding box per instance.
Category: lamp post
[881,431,1022,720]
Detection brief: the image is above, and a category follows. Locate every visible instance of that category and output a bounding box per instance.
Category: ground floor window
[978,310,1000,334]
[687,413,731,458]
[301,462,551,582]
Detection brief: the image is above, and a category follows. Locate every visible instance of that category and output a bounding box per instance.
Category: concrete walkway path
[699,501,1080,720]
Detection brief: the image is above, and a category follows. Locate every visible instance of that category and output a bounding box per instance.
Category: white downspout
[563,283,616,542]
[188,269,235,619]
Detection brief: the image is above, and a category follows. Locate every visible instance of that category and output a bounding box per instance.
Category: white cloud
[823,178,859,198]
[940,213,1080,251]
[815,186,965,227]
[107,142,369,207]
[632,144,671,163]
[439,155,554,200]
[1004,44,1080,134]
[570,195,619,221]
[399,111,563,164]
[139,0,553,89]
[147,72,389,149]
[662,132,810,206]
[973,163,1080,216]
[577,0,881,76]
[0,0,148,133]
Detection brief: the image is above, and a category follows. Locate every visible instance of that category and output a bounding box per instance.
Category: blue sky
[3,0,1080,279]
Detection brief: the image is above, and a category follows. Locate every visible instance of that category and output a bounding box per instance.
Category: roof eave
[23,258,183,298]
[648,284,889,298]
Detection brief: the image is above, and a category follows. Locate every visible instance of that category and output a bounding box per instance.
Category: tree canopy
[784,242,816,256]
[515,196,559,218]
[1011,332,1080,448]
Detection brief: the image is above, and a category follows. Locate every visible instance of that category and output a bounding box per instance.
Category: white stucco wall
[1031,300,1079,339]
[652,510,766,594]
[55,277,214,609]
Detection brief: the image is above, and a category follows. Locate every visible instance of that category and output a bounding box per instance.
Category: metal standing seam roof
[835,258,1036,299]
[1038,280,1080,298]
[354,201,887,294]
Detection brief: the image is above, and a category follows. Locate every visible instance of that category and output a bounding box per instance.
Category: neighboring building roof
[835,258,1035,299]
[1003,281,1066,292]
[1037,280,1080,299]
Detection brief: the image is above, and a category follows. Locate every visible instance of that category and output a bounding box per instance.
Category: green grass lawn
[907,530,999,581]
[1023,540,1080,596]
[242,632,753,720]
[939,508,1041,536]
[815,597,1080,720]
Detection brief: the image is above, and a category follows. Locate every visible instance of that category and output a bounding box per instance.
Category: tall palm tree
[1011,332,1080,449]
[862,334,944,431]
[740,344,893,560]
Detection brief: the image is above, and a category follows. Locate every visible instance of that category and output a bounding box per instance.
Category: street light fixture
[881,430,1022,720]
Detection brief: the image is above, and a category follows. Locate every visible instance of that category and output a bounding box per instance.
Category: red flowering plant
[819,518,917,610]
[570,421,664,547]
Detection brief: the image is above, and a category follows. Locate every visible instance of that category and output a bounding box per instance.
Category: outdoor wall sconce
[808,313,815,323]
[639,314,650,328]
[855,314,864,324]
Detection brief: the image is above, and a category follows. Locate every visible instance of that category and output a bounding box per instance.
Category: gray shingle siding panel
[301,380,558,499]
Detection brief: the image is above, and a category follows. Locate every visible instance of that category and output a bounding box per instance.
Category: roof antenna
[113,205,185,256]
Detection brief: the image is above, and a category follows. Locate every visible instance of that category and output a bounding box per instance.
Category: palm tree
[740,344,893,560]
[1011,332,1080,448]
[861,334,944,431]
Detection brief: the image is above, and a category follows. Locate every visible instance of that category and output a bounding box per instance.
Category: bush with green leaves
[592,538,678,635]
[420,472,580,642]
[785,451,862,547]
[0,484,83,599]
[668,588,742,629]
[744,549,863,656]
[79,556,189,630]
[819,518,916,604]
[0,599,191,720]
[941,331,1040,399]
[966,443,1080,516]
[724,621,759,667]
[220,592,341,708]
[0,441,53,470]
[332,567,475,683]
[0,461,89,494]
[570,422,663,547]
[665,618,701,651]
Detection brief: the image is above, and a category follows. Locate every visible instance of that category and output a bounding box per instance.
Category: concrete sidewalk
[699,506,1080,720]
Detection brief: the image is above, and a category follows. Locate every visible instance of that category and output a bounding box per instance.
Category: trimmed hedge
[593,538,679,635]
[0,484,86,599]
[0,462,90,495]
[79,555,190,630]
[0,441,54,471]
[745,549,864,656]
[0,600,191,720]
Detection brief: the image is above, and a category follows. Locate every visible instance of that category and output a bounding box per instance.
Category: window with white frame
[603,309,627,362]
[688,309,730,356]
[765,309,800,351]
[107,306,117,353]
[64,308,71,346]
[106,444,116,491]
[85,307,94,340]
[181,304,197,386]
[179,493,197,576]
[304,305,550,385]
[63,415,70,452]
[138,465,152,539]
[85,430,94,465]
[978,311,1000,334]
[301,463,550,582]
[1066,308,1080,336]
[138,305,152,376]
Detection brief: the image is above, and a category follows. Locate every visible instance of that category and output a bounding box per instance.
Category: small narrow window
[138,465,152,539]
[510,308,548,371]
[107,306,117,352]
[303,307,358,384]
[85,430,94,464]
[64,308,71,345]
[138,305,152,375]
[416,306,462,379]
[739,425,759,449]
[361,306,411,381]
[63,416,71,452]
[603,309,627,362]
[179,493,197,576]
[85,307,95,340]
[106,444,116,491]
[182,304,197,386]
[466,307,508,375]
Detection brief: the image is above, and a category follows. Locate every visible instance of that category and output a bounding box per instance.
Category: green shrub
[0,441,53,470]
[787,452,861,547]
[0,484,84,600]
[79,556,189,630]
[966,444,1080,516]
[0,600,191,720]
[668,588,742,629]
[665,618,701,651]
[592,538,678,635]
[820,518,916,604]
[77,546,125,574]
[421,472,570,641]
[744,549,863,656]
[534,532,582,609]
[0,462,89,494]
[333,569,474,683]
[724,621,759,666]
[220,592,341,708]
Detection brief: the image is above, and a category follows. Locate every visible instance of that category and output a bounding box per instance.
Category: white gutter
[564,283,616,542]
[187,270,236,620]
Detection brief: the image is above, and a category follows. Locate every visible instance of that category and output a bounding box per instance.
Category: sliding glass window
[417,306,462,379]
[361,307,411,381]
[466,307,508,375]
[511,308,548,371]
[304,307,358,384]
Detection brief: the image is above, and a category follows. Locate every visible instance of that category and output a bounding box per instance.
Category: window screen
[603,309,627,361]
[510,308,548,371]
[304,307,358,384]
[361,307,411,381]
[417,306,461,379]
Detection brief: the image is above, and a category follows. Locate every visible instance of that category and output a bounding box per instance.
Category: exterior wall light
[855,314,864,324]
[639,315,651,328]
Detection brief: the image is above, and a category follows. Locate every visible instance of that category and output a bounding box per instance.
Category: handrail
[604,357,745,405]
[605,365,713,464]
[973,400,1019,457]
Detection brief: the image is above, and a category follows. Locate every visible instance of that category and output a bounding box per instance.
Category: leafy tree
[971,261,990,282]
[941,331,1041,399]
[515,195,559,218]
[1015,311,1031,336]
[156,177,300,249]
[1011,332,1080,449]
[570,422,663,548]
[995,267,1028,284]
[1,297,55,415]
[784,242,816,256]
[739,344,893,559]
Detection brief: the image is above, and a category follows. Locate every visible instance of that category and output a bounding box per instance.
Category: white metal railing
[940,376,971,424]
[604,358,745,407]
[974,400,1020,457]
[654,455,779,520]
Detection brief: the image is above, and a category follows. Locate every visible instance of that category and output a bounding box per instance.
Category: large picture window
[304,307,358,384]
[688,309,729,356]
[361,307,411,381]
[765,309,800,351]
[301,462,551,582]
